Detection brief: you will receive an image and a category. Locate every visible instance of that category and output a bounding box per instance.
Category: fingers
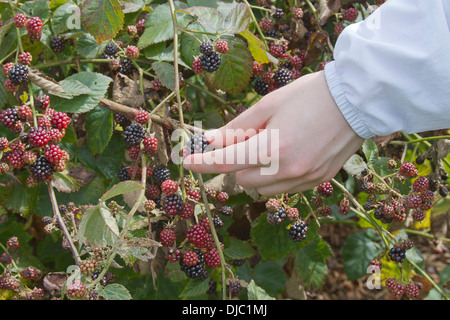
[205,98,273,147]
[183,129,275,174]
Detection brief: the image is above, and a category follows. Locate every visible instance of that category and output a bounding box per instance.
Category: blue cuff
[324,61,374,139]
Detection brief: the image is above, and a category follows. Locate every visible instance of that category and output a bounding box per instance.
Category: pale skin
[183,70,365,196]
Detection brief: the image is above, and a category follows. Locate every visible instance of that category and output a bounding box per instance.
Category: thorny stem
[197,173,227,300]
[46,182,80,265]
[299,192,320,227]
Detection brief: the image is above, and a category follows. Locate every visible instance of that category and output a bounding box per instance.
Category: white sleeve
[324,0,450,139]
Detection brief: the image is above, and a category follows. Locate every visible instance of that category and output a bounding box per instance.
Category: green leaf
[247,280,276,300]
[362,139,379,167]
[75,33,107,58]
[152,61,176,91]
[343,154,368,178]
[342,230,383,281]
[203,37,253,94]
[179,278,210,298]
[98,283,132,300]
[51,172,80,193]
[52,3,77,34]
[137,2,191,49]
[238,30,270,64]
[77,203,120,247]
[85,105,113,154]
[80,0,124,44]
[50,72,112,113]
[50,79,91,99]
[223,238,256,259]
[294,236,332,288]
[100,180,145,203]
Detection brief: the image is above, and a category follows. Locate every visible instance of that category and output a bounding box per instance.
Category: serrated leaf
[223,238,256,259]
[343,154,368,178]
[203,38,253,94]
[85,105,113,154]
[77,204,120,247]
[100,180,145,203]
[50,72,113,113]
[50,79,91,99]
[98,283,132,300]
[137,2,191,49]
[75,33,107,58]
[247,279,276,300]
[80,0,124,44]
[362,139,379,167]
[179,278,210,298]
[152,61,176,91]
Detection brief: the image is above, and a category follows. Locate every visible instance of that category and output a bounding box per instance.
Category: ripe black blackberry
[179,249,208,280]
[104,43,119,57]
[289,221,308,242]
[226,280,243,297]
[163,194,183,216]
[188,134,209,154]
[273,8,284,19]
[273,68,292,87]
[200,52,221,72]
[118,166,130,181]
[199,41,213,55]
[123,123,145,147]
[50,35,65,52]
[118,57,134,75]
[388,245,406,263]
[254,78,269,95]
[265,29,280,39]
[153,165,171,185]
[8,64,28,84]
[213,216,224,228]
[29,156,53,181]
[266,207,286,225]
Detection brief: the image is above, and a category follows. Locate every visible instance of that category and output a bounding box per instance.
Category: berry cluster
[385,278,420,299]
[192,40,229,74]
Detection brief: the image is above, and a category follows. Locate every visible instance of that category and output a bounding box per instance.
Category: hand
[183,71,364,196]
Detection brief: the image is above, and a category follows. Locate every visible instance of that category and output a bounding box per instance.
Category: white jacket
[324,0,450,139]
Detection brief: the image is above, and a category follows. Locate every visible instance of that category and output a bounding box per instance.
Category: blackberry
[50,35,65,52]
[28,127,50,148]
[265,29,280,39]
[289,221,308,242]
[273,68,292,87]
[118,166,130,181]
[29,156,53,181]
[153,165,171,185]
[160,228,176,247]
[405,283,420,299]
[123,123,145,147]
[188,134,209,154]
[199,41,213,55]
[183,250,199,266]
[179,201,195,219]
[104,43,119,57]
[200,52,221,72]
[118,57,134,75]
[66,280,87,299]
[8,64,28,84]
[163,194,183,216]
[213,216,224,228]
[273,8,284,19]
[186,224,208,248]
[317,181,333,197]
[226,280,243,297]
[179,249,208,280]
[254,78,269,95]
[0,108,20,128]
[221,205,233,216]
[36,94,50,109]
[388,245,406,263]
[266,207,286,225]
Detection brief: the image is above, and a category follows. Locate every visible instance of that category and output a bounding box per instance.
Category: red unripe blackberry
[26,16,43,34]
[215,40,228,54]
[161,179,178,196]
[143,136,158,155]
[317,205,332,217]
[317,181,333,197]
[342,6,358,21]
[399,162,418,178]
[66,280,87,299]
[265,198,280,211]
[17,105,33,120]
[0,137,9,150]
[28,30,42,42]
[128,145,141,160]
[35,94,50,109]
[252,61,264,75]
[412,209,426,222]
[334,23,345,35]
[0,253,12,264]
[136,19,145,35]
[20,266,42,280]
[22,150,38,165]
[163,194,183,215]
[14,13,28,28]
[405,283,420,299]
[187,189,201,202]
[192,58,203,74]
[168,248,182,262]
[127,164,142,179]
[145,184,160,200]
[178,201,194,219]
[127,25,137,35]
[259,18,274,32]
[109,59,120,70]
[412,176,429,192]
[152,78,161,91]
[2,62,14,75]
[0,162,9,175]
[28,127,50,147]
[8,149,24,168]
[217,191,228,203]
[420,189,434,202]
[51,111,70,130]
[7,236,19,248]
[406,193,422,209]
[284,206,298,221]
[134,110,149,125]
[183,250,199,267]
[386,278,405,298]
[369,259,382,272]
[186,224,207,248]
[290,55,303,69]
[125,45,140,59]
[179,249,208,280]
[292,7,304,19]
[44,144,65,164]
[3,78,18,93]
[0,276,19,290]
[338,198,350,215]
[204,248,221,268]
[18,52,32,65]
[160,228,176,247]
